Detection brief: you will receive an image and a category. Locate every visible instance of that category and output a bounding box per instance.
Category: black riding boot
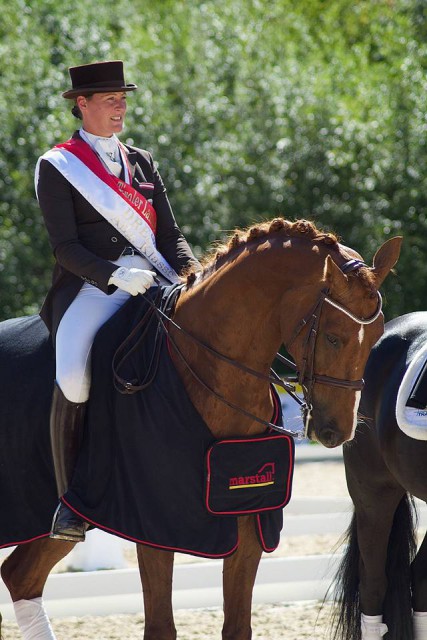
[49,382,88,542]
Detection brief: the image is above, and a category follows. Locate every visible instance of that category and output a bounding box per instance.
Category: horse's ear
[323,255,348,295]
[371,236,403,288]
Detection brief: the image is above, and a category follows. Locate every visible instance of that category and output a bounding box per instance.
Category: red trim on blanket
[61,498,239,559]
[0,532,50,549]
[204,434,294,516]
[256,513,278,552]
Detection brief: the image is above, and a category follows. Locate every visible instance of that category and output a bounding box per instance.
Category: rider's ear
[76,95,88,112]
[371,236,403,288]
[323,255,348,297]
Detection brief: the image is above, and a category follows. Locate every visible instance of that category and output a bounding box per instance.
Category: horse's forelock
[352,268,378,298]
[330,266,378,307]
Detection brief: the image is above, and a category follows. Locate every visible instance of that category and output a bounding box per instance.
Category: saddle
[396,342,427,440]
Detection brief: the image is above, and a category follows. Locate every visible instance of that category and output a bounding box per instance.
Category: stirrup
[50,503,87,543]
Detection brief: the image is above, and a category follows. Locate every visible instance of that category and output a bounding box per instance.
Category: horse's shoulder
[0,314,44,330]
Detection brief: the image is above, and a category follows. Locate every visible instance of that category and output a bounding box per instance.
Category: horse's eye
[326,334,339,347]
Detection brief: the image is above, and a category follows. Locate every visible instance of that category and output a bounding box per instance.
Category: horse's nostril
[319,428,342,448]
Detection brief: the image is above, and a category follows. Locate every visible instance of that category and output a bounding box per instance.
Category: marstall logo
[229,462,275,490]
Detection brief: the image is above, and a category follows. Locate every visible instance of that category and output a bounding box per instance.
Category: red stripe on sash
[56,138,157,234]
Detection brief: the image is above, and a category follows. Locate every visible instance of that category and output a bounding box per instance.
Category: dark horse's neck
[171,236,331,438]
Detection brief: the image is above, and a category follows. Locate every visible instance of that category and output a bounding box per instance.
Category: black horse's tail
[331,494,417,640]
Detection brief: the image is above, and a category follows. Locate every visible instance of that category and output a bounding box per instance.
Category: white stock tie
[94,137,122,177]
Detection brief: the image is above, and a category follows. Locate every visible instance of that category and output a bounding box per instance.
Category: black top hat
[62,60,137,99]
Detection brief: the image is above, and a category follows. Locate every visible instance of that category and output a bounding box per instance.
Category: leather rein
[113,259,382,439]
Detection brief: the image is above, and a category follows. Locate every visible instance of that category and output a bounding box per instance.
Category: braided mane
[211,218,338,260]
[185,218,337,284]
[185,217,377,295]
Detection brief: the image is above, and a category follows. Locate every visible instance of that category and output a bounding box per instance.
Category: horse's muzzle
[312,418,347,448]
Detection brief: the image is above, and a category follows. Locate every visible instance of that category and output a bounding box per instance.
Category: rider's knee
[56,371,90,404]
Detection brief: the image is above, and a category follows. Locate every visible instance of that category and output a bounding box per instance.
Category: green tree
[1,0,426,321]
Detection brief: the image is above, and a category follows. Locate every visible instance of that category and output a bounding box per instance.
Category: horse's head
[282,236,402,447]
[175,219,402,445]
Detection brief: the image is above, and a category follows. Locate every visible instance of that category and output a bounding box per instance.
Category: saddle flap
[396,343,427,440]
[407,357,427,410]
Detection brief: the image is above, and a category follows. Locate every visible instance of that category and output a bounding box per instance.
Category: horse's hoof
[50,503,87,543]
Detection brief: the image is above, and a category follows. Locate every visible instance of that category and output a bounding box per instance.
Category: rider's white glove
[108,267,156,296]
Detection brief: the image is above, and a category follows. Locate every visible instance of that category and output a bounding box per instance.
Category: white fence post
[66,529,127,571]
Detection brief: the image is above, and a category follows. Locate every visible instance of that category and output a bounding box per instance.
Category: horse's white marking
[304,406,312,439]
[350,390,362,439]
[345,326,365,439]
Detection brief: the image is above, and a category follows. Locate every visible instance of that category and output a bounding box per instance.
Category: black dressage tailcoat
[37,131,198,340]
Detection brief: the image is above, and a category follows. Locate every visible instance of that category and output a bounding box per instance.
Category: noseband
[114,259,382,439]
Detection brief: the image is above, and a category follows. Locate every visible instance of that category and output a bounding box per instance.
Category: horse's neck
[178,242,326,362]
[177,259,286,373]
[171,244,323,437]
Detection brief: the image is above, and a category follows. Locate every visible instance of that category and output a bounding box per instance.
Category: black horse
[332,311,427,640]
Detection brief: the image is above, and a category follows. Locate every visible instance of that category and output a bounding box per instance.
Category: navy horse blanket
[0,287,293,557]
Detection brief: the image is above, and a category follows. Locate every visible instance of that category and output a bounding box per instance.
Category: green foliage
[1,0,426,320]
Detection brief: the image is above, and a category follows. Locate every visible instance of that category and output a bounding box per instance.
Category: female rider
[36,60,199,543]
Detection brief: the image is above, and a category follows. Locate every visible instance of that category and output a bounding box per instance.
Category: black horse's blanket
[0,288,292,557]
[0,315,57,546]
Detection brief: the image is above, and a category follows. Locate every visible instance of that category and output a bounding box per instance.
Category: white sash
[35,139,180,284]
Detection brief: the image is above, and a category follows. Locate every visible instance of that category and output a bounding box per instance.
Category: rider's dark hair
[71,104,82,119]
[71,94,94,120]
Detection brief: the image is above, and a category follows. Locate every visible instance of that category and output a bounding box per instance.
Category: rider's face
[77,91,127,137]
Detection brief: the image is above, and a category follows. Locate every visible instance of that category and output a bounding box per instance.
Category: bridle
[113,259,382,439]
[279,283,382,436]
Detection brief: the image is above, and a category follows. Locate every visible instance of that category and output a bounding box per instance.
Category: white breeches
[55,254,152,403]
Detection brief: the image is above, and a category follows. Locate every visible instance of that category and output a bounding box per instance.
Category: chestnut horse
[0,218,401,640]
[332,311,427,640]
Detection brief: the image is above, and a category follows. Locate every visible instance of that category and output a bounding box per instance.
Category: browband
[341,259,368,274]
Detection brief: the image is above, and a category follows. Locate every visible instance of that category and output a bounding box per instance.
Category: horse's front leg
[222,515,263,640]
[137,543,176,640]
[1,538,75,639]
[1,538,75,601]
